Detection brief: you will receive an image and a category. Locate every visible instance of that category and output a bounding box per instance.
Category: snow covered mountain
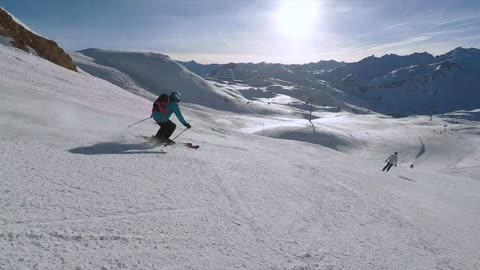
[179,60,344,81]
[317,48,480,115]
[72,49,258,112]
[0,8,77,71]
[180,60,344,88]
[179,48,480,115]
[175,62,360,115]
[71,46,479,117]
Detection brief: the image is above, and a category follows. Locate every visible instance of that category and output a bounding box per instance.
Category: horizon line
[72,46,478,66]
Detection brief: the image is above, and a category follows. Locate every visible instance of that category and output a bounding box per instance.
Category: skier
[382,152,398,172]
[151,92,191,144]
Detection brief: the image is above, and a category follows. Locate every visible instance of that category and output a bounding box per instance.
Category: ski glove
[185,123,191,129]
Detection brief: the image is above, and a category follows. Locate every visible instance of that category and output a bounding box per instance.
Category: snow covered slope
[0,45,150,142]
[72,49,253,112]
[1,42,480,270]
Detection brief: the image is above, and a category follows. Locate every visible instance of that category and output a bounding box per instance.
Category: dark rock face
[0,8,77,72]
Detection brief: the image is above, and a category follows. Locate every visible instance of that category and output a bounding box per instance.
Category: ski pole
[128,116,151,127]
[172,128,188,141]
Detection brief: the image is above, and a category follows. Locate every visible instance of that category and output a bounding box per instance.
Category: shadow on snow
[68,142,165,155]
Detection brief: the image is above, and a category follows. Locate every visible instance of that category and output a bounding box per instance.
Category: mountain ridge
[0,8,77,72]
[177,47,480,115]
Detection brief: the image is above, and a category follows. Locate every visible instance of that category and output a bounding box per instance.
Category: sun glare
[275,0,319,40]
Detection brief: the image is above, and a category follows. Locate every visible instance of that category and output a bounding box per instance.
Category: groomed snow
[1,43,480,269]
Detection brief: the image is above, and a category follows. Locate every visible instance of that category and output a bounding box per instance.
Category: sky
[1,0,480,64]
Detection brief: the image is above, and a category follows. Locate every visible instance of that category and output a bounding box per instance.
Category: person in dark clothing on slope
[151,92,191,144]
[382,152,398,172]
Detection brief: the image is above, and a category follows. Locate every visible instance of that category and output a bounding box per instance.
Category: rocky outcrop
[0,8,77,72]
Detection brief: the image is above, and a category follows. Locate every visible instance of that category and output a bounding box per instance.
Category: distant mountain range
[178,60,345,87]
[178,48,480,115]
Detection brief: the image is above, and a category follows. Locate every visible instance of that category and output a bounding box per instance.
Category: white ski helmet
[171,92,181,103]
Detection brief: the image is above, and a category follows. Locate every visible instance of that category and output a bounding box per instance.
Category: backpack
[152,94,170,116]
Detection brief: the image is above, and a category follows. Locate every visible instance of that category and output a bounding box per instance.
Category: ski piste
[138,135,199,149]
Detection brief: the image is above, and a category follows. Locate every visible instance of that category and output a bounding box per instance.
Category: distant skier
[382,152,398,172]
[151,92,191,144]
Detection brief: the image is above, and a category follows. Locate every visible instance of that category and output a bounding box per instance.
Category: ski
[164,142,200,149]
[138,135,199,149]
[183,142,200,149]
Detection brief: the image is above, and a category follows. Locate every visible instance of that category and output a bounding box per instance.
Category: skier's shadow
[68,142,165,155]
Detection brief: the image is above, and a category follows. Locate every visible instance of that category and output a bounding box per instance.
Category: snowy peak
[322,47,480,115]
[0,8,77,71]
[299,59,346,71]
[443,47,479,57]
[181,60,344,84]
[329,52,436,85]
[437,47,480,63]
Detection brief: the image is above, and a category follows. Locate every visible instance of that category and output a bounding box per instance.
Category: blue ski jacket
[152,102,188,126]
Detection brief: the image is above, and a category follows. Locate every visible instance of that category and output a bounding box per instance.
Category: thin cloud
[440,20,480,31]
[426,26,480,36]
[355,32,373,38]
[333,12,439,56]
[384,21,411,31]
[357,43,378,50]
[339,41,375,51]
[390,33,410,38]
[316,41,342,50]
[433,15,480,28]
[371,35,432,51]
[383,12,442,31]
[455,34,480,42]
[327,41,378,55]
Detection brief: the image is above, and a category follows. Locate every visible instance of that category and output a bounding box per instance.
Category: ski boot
[152,135,167,145]
[164,138,176,145]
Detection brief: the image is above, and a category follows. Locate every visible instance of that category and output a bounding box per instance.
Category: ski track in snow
[1,43,480,269]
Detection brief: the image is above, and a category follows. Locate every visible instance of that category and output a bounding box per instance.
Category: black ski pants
[155,120,176,139]
[382,163,394,172]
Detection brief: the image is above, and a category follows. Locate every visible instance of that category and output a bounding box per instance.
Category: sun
[275,0,320,40]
